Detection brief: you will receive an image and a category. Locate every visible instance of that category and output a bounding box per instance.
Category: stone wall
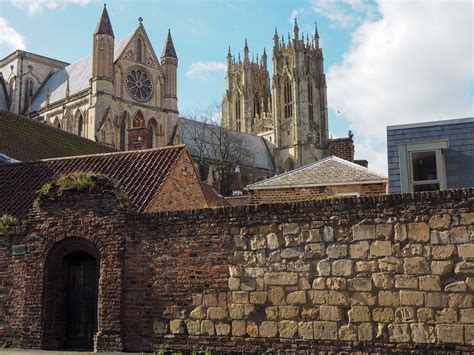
[0,189,473,352]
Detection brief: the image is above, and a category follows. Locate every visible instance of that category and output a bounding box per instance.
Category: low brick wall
[0,189,473,352]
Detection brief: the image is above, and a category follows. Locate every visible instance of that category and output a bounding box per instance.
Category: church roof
[0,109,115,162]
[177,117,275,171]
[162,30,177,58]
[247,156,387,190]
[0,145,187,219]
[94,5,114,37]
[30,34,133,112]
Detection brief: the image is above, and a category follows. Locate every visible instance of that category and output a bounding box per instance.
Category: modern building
[387,117,474,193]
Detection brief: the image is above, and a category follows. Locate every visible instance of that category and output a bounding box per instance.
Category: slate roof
[94,5,114,37]
[178,117,275,171]
[0,110,115,161]
[31,34,133,111]
[0,145,187,219]
[162,30,177,58]
[247,156,387,189]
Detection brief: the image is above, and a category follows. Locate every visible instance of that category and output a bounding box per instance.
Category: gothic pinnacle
[244,38,249,62]
[273,27,279,47]
[294,17,299,39]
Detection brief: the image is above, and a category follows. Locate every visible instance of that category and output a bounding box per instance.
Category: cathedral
[0,5,178,151]
[222,20,329,173]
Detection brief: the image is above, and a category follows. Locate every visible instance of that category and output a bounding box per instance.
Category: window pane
[414,183,440,192]
[412,151,437,181]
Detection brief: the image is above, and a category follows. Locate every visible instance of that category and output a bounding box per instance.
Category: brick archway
[42,238,99,350]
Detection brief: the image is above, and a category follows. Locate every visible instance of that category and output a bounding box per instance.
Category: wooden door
[65,254,98,349]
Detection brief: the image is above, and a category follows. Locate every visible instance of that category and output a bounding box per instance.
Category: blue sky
[1,0,472,173]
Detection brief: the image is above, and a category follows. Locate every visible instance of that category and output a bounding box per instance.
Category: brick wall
[249,183,387,204]
[329,137,355,162]
[0,188,473,352]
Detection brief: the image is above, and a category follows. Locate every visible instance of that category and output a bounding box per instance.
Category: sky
[0,0,472,174]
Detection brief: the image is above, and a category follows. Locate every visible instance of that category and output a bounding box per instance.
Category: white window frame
[398,140,448,193]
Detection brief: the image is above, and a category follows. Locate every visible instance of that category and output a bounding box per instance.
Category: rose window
[125,67,153,102]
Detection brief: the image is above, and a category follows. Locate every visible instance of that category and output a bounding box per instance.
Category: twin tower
[222,20,329,173]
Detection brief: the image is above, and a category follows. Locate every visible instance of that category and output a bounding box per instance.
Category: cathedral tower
[222,40,272,135]
[161,30,178,144]
[272,20,329,172]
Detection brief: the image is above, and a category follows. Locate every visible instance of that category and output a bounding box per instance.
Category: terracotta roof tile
[0,145,186,219]
[0,110,116,161]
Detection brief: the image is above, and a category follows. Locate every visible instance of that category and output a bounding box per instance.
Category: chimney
[328,131,355,162]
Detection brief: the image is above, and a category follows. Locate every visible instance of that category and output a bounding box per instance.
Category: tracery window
[235,94,241,131]
[119,120,126,151]
[132,112,145,128]
[23,78,34,110]
[284,80,292,118]
[136,39,142,62]
[78,114,84,137]
[125,66,153,102]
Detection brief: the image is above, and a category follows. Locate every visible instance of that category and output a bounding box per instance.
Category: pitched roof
[31,34,133,111]
[178,117,275,171]
[94,5,114,37]
[162,30,177,58]
[0,145,187,219]
[201,183,230,207]
[0,110,115,161]
[247,156,388,189]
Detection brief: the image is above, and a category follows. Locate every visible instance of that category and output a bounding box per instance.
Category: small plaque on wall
[12,244,26,256]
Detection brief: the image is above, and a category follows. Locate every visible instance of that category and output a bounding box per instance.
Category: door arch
[42,238,99,350]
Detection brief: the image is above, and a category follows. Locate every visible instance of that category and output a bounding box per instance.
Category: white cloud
[0,17,26,56]
[289,8,305,24]
[327,0,474,173]
[310,0,376,28]
[10,0,91,15]
[186,61,226,81]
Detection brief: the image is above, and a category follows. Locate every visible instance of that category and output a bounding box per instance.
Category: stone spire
[293,18,299,39]
[244,38,249,62]
[162,29,177,58]
[314,21,320,48]
[262,47,267,68]
[273,27,279,47]
[94,4,114,37]
[227,46,232,67]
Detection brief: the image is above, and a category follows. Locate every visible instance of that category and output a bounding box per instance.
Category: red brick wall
[329,138,355,162]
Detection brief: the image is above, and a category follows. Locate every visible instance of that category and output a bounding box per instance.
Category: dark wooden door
[65,254,98,350]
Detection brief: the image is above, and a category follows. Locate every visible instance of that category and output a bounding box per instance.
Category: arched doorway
[42,238,99,350]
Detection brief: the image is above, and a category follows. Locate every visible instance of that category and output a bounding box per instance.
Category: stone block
[323,226,334,242]
[350,277,371,291]
[279,306,299,319]
[461,212,474,225]
[429,215,451,229]
[207,306,228,320]
[395,307,416,322]
[419,275,441,291]
[228,277,240,290]
[349,241,369,259]
[458,244,474,259]
[250,291,267,304]
[192,293,203,306]
[153,320,168,334]
[370,241,392,257]
[319,305,341,321]
[185,319,200,335]
[281,248,303,259]
[313,321,337,340]
[299,277,311,290]
[352,224,376,241]
[286,291,306,305]
[232,291,249,304]
[437,324,464,344]
[312,277,326,289]
[283,223,300,235]
[202,293,218,307]
[351,292,377,306]
[301,306,319,320]
[264,272,298,286]
[445,281,467,292]
[308,290,328,305]
[372,273,393,289]
[395,275,418,289]
[268,286,286,305]
[358,323,373,341]
[436,308,457,323]
[388,324,410,342]
[467,277,474,291]
[431,261,453,275]
[376,223,393,239]
[307,228,322,242]
[265,306,278,320]
[404,257,430,275]
[327,277,347,290]
[285,233,303,247]
[267,233,284,250]
[232,320,246,336]
[240,277,256,291]
[246,321,258,337]
[408,222,429,242]
[460,309,474,323]
[378,291,400,306]
[425,292,447,308]
[317,259,331,276]
[416,308,433,322]
[328,290,349,306]
[234,234,247,250]
[378,256,402,272]
[348,306,370,322]
[372,308,394,322]
[230,304,244,319]
[327,244,347,259]
[201,320,215,335]
[190,306,207,319]
[448,293,473,308]
[402,243,428,257]
[394,223,407,242]
[465,325,474,345]
[279,320,298,338]
[430,230,450,245]
[339,324,358,341]
[216,322,230,336]
[451,226,469,244]
[304,243,325,259]
[455,261,474,275]
[356,260,378,272]
[298,321,313,339]
[400,290,424,306]
[259,321,278,338]
[332,259,353,277]
[250,235,266,250]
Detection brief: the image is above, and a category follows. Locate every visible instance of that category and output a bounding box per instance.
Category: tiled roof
[0,110,115,161]
[31,34,133,111]
[178,117,275,171]
[247,156,388,189]
[0,145,187,219]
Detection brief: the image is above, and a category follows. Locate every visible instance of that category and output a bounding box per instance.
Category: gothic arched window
[136,39,142,62]
[147,118,158,148]
[235,94,241,131]
[119,119,126,151]
[23,78,34,111]
[284,79,293,118]
[132,111,145,128]
[254,95,260,117]
[78,114,84,137]
[308,81,314,121]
